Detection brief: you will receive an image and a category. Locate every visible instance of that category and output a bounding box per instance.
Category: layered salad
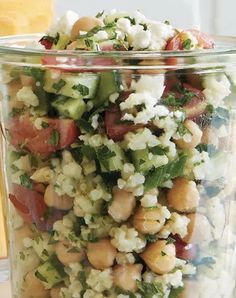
[2,9,236,298]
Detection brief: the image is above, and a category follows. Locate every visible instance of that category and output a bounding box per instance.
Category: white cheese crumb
[16,86,39,107]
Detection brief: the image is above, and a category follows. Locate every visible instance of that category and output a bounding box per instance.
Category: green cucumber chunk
[52,34,70,50]
[94,71,121,106]
[52,96,86,120]
[44,71,99,99]
[35,255,66,289]
[97,143,125,173]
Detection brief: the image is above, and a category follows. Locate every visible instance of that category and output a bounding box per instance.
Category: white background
[55,0,236,36]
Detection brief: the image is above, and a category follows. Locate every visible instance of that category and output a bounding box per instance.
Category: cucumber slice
[35,255,66,289]
[97,143,125,173]
[52,96,86,120]
[94,71,121,106]
[44,71,99,99]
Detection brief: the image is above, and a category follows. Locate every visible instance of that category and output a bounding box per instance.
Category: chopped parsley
[72,83,89,96]
[149,145,169,156]
[23,67,45,83]
[87,232,98,243]
[145,234,157,243]
[52,79,66,92]
[136,280,165,298]
[48,129,60,146]
[163,84,196,107]
[144,153,188,191]
[76,118,94,133]
[20,174,33,189]
[182,38,192,50]
[95,10,104,18]
[96,146,116,170]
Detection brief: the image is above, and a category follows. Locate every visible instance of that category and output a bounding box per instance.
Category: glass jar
[0,35,236,298]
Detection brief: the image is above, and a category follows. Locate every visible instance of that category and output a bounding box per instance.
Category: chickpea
[71,17,104,40]
[167,178,200,212]
[55,241,84,266]
[183,213,212,244]
[44,184,73,210]
[175,120,202,149]
[21,271,50,298]
[179,280,199,298]
[50,286,64,298]
[113,264,143,293]
[201,126,219,147]
[87,239,117,269]
[108,187,136,222]
[141,240,176,274]
[15,224,33,249]
[133,206,167,235]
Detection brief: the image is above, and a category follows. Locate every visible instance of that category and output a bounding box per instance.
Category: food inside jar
[4,9,236,298]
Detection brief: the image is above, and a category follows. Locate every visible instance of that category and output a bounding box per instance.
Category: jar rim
[0,34,236,58]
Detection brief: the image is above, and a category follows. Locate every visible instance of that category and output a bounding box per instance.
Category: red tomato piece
[189,29,214,49]
[174,236,197,261]
[9,184,66,231]
[105,105,142,141]
[163,83,206,119]
[8,116,79,155]
[39,37,53,50]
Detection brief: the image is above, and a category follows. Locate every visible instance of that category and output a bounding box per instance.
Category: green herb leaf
[169,286,184,298]
[72,83,89,96]
[52,79,66,92]
[76,118,94,133]
[115,287,136,298]
[87,232,98,243]
[136,280,165,298]
[20,174,33,189]
[96,10,104,18]
[149,145,169,156]
[48,130,60,146]
[23,67,45,83]
[74,217,86,236]
[145,234,157,243]
[81,145,96,160]
[144,153,188,191]
[41,121,49,129]
[70,147,83,164]
[96,146,116,170]
[78,271,87,288]
[182,38,192,50]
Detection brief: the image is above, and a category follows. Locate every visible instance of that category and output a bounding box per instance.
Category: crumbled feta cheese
[130,27,152,50]
[86,269,113,292]
[48,10,79,37]
[140,189,158,208]
[109,92,120,103]
[118,163,145,196]
[203,74,231,106]
[31,166,54,183]
[125,128,159,150]
[13,155,31,172]
[94,30,109,41]
[155,270,183,289]
[91,114,99,129]
[110,225,146,253]
[116,252,135,265]
[16,86,39,107]
[132,74,165,99]
[159,212,190,239]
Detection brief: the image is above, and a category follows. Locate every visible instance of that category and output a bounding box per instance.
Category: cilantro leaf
[144,153,188,191]
[136,280,165,298]
[72,83,89,96]
[48,130,60,146]
[20,174,33,189]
